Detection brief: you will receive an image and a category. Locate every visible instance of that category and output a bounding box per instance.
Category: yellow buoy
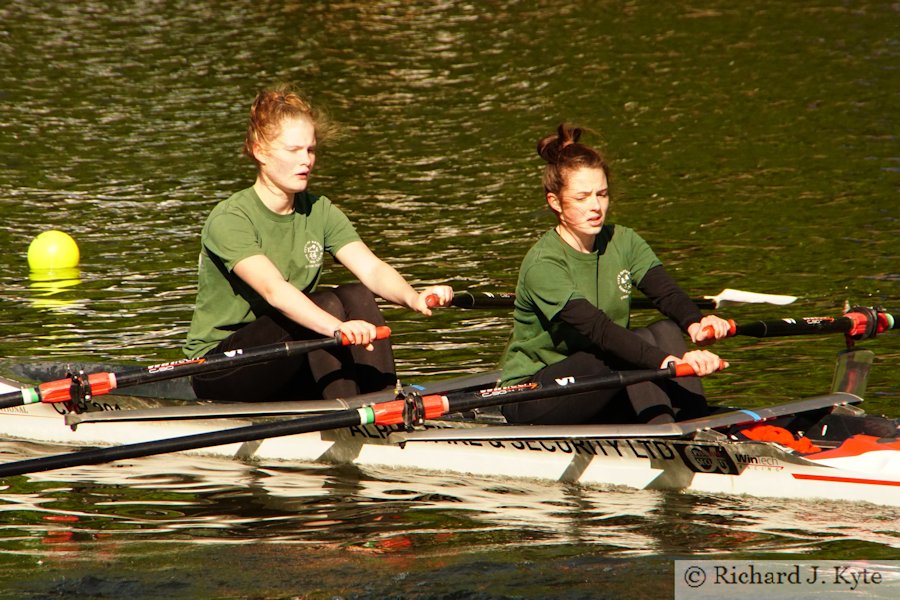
[27,230,80,271]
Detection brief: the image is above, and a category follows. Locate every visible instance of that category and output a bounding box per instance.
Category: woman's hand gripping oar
[702,307,896,340]
[0,362,723,478]
[0,327,392,410]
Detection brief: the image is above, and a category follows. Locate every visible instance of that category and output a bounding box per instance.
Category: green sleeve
[520,260,584,322]
[321,199,361,256]
[627,229,663,285]
[203,211,261,272]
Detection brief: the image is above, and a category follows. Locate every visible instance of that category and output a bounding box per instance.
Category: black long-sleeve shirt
[557,265,701,369]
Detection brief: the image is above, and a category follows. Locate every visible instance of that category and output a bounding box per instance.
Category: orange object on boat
[740,424,821,454]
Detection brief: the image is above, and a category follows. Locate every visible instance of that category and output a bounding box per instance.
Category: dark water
[0,1,897,597]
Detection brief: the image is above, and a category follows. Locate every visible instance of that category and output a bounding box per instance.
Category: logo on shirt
[304,241,324,267]
[617,269,632,295]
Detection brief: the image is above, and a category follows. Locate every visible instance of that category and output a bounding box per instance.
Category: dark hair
[537,124,609,196]
[242,84,334,165]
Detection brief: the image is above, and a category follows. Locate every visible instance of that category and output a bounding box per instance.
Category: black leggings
[191,283,396,402]
[501,320,708,425]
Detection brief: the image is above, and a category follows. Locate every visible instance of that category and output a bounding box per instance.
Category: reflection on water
[2,447,897,557]
[0,442,898,596]
[27,267,84,311]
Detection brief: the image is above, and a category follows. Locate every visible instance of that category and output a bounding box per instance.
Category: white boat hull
[1,388,897,507]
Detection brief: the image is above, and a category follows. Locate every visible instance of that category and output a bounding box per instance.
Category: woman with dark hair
[183,85,452,402]
[499,124,729,425]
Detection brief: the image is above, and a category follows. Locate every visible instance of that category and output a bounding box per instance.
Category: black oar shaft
[0,411,366,478]
[449,291,713,311]
[732,318,852,338]
[449,291,515,309]
[112,335,341,388]
[728,311,897,339]
[439,365,679,414]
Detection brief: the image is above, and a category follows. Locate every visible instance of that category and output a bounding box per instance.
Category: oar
[64,370,502,426]
[0,327,391,410]
[0,362,710,478]
[429,288,797,310]
[707,308,896,340]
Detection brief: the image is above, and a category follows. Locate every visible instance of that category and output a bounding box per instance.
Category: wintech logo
[735,453,760,465]
[734,453,784,470]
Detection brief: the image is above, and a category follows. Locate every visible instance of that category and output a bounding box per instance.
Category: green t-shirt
[183,187,360,358]
[499,224,662,385]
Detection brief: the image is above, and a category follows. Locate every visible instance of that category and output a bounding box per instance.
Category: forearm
[637,266,730,344]
[264,280,343,337]
[635,265,702,331]
[356,261,420,309]
[558,298,669,369]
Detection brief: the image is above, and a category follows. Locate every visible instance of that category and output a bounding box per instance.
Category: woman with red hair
[184,85,452,402]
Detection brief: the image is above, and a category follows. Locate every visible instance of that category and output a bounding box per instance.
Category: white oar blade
[709,288,798,307]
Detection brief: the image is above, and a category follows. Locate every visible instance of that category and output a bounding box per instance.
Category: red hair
[242,84,332,165]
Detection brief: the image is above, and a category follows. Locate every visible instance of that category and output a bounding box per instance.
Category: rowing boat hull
[1,381,896,507]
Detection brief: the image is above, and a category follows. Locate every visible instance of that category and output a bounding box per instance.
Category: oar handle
[702,320,738,340]
[339,325,392,345]
[672,361,726,377]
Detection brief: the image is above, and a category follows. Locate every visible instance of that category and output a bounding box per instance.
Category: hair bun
[537,124,585,163]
